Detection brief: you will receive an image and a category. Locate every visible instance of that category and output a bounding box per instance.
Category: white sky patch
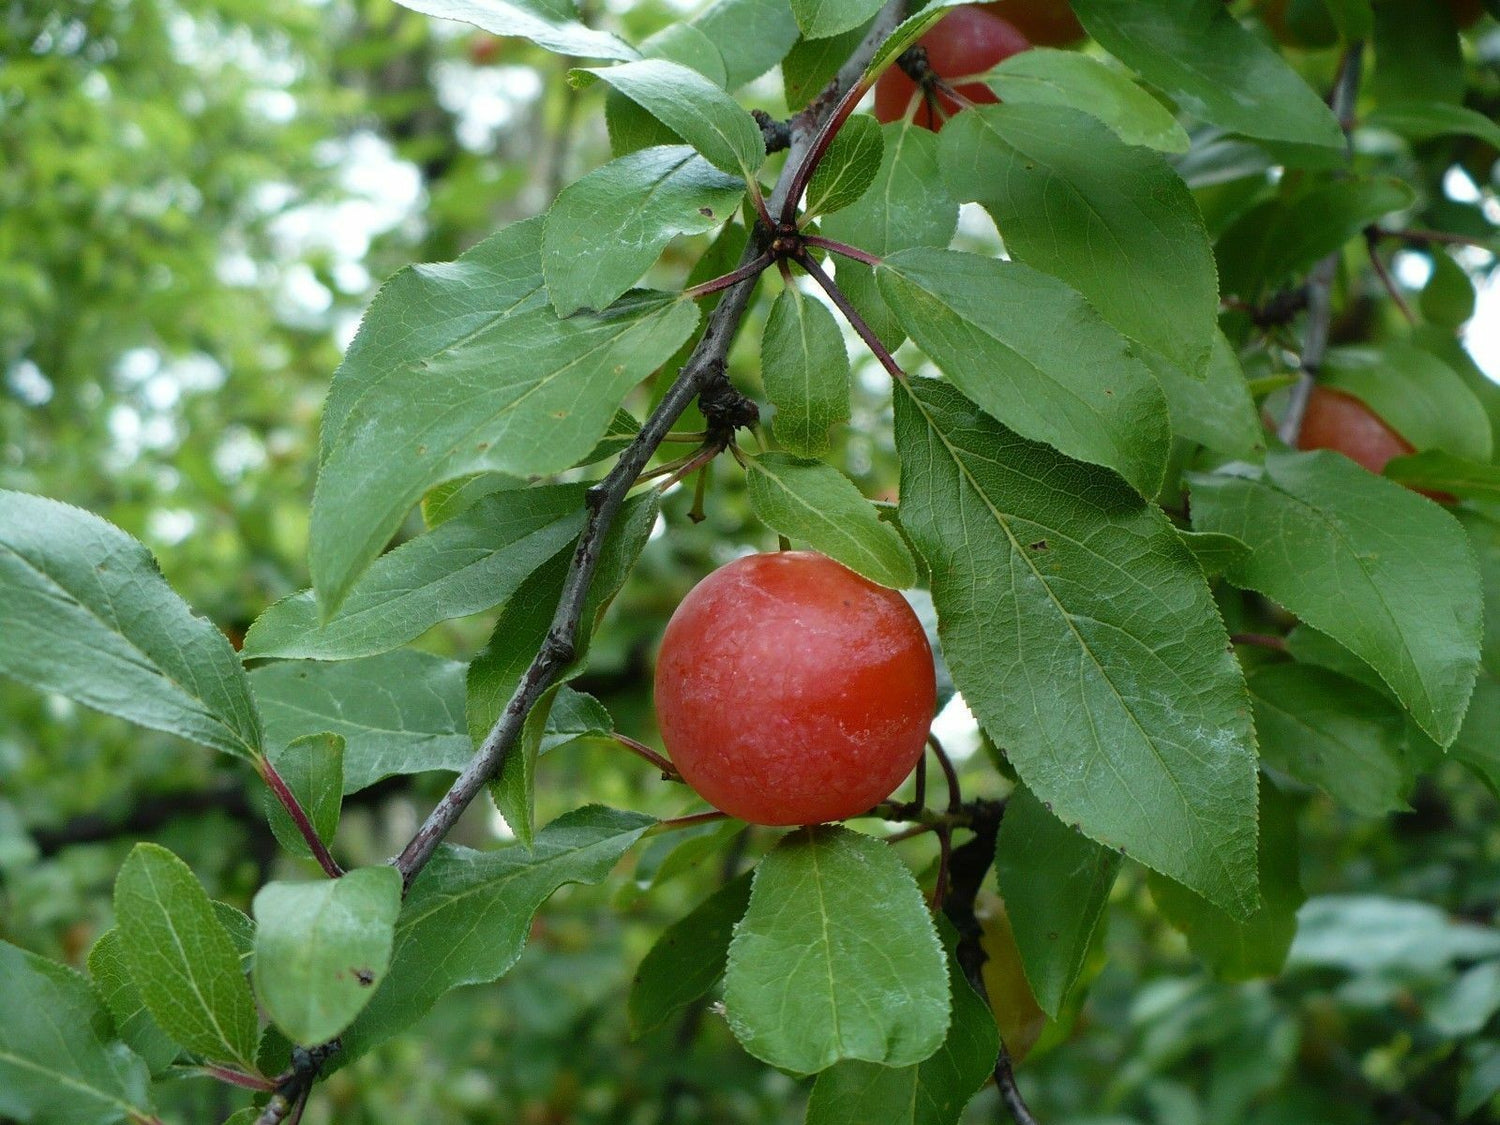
[6,360,53,406]
[147,508,197,546]
[432,61,544,152]
[931,693,980,763]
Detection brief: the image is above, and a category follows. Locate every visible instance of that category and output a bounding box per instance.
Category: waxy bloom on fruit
[653,551,936,826]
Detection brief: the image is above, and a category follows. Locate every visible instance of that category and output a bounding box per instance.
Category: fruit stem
[645,810,732,836]
[1363,227,1415,324]
[612,732,681,779]
[928,732,963,813]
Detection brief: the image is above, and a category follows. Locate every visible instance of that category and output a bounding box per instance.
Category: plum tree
[873,6,1029,131]
[653,551,936,826]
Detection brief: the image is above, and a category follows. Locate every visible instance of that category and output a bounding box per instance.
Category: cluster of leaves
[4,0,1500,1122]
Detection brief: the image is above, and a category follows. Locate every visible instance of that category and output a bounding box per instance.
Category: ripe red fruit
[981,0,1085,47]
[873,7,1030,131]
[653,551,937,826]
[1296,386,1413,475]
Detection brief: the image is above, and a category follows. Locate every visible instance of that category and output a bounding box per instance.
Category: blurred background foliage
[4,0,1500,1121]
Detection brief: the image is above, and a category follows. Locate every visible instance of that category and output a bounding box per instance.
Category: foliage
[3,0,1500,1122]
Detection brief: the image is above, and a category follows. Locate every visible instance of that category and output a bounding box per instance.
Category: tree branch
[1277,40,1365,447]
[391,0,912,892]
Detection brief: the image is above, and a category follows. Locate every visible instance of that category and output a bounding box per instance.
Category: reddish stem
[927,733,962,813]
[259,758,343,879]
[803,235,881,267]
[202,1064,277,1092]
[780,76,877,225]
[648,809,731,835]
[795,251,908,381]
[682,253,773,301]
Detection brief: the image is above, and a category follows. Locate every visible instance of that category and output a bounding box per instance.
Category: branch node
[752,108,792,154]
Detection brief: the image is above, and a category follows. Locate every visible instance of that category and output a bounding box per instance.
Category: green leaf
[941,104,1218,379]
[982,48,1189,153]
[492,682,563,850]
[628,870,753,1038]
[114,843,261,1071]
[1153,332,1265,460]
[390,0,636,59]
[0,490,262,761]
[822,121,957,257]
[1070,0,1344,148]
[1429,961,1500,1037]
[1148,780,1305,981]
[1322,344,1493,463]
[784,23,871,110]
[312,218,696,613]
[724,826,949,1075]
[342,806,653,1058]
[246,485,586,661]
[1461,1042,1500,1120]
[895,378,1260,915]
[1177,530,1251,578]
[804,922,998,1125]
[543,146,744,316]
[788,0,881,39]
[857,1,966,85]
[761,285,850,455]
[263,733,344,859]
[745,453,916,588]
[995,784,1121,1018]
[1215,178,1417,300]
[87,929,179,1075]
[1366,100,1500,152]
[604,25,725,157]
[1420,250,1478,331]
[252,866,402,1045]
[1188,451,1482,746]
[1289,895,1500,974]
[691,0,801,88]
[805,114,883,218]
[1370,0,1464,107]
[0,940,155,1125]
[576,60,765,178]
[877,247,1170,498]
[1250,664,1409,817]
[250,650,471,793]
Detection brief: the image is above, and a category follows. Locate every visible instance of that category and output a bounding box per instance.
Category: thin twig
[1229,632,1289,653]
[803,235,881,266]
[1277,40,1365,448]
[681,254,773,301]
[1374,225,1494,248]
[795,251,907,380]
[259,759,343,879]
[200,1065,276,1092]
[1363,227,1415,323]
[391,1,909,892]
[931,825,952,912]
[928,732,962,813]
[994,1048,1040,1125]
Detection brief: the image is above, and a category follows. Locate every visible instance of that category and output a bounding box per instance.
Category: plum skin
[653,551,937,826]
[1296,386,1413,475]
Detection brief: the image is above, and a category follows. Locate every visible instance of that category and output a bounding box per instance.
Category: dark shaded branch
[391,0,912,892]
[752,109,792,154]
[30,782,255,857]
[1278,40,1365,447]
